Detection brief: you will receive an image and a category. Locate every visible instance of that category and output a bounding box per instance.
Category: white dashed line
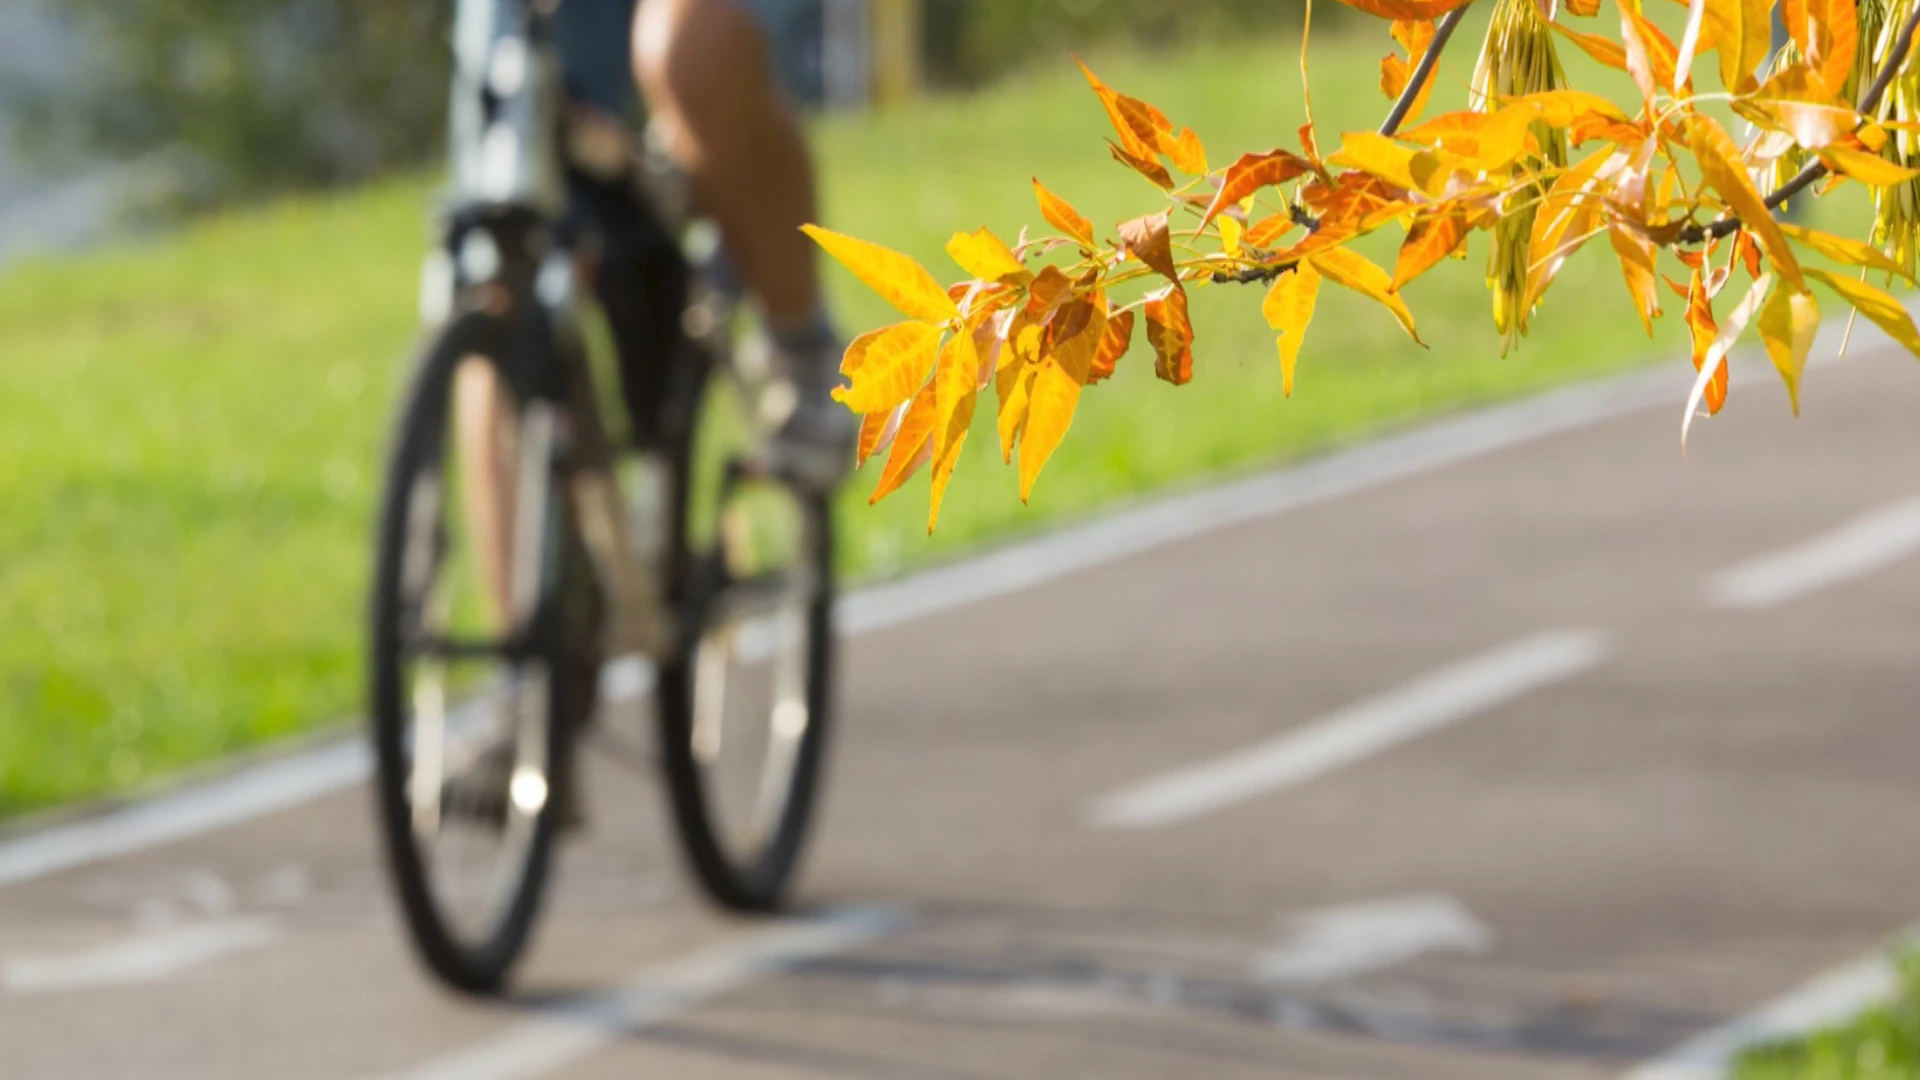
[1087,629,1612,830]
[1708,494,1920,610]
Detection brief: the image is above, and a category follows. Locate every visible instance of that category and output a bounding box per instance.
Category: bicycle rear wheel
[367,312,592,993]
[655,367,837,912]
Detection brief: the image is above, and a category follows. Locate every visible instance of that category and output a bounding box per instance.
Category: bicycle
[365,0,837,994]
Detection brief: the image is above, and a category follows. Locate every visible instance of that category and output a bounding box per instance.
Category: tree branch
[1680,1,1920,245]
[1213,6,1474,284]
[1380,7,1473,137]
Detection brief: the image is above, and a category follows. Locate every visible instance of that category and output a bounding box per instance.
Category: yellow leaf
[1328,131,1423,192]
[1218,215,1244,257]
[1263,263,1322,397]
[1014,300,1104,501]
[995,361,1031,463]
[1550,20,1629,71]
[1032,179,1095,248]
[1819,143,1920,186]
[1688,115,1804,293]
[1609,224,1663,335]
[1778,221,1916,281]
[1306,247,1423,344]
[832,320,943,414]
[927,332,979,532]
[1759,279,1819,413]
[868,381,937,506]
[1805,267,1920,360]
[945,227,1031,285]
[801,224,957,324]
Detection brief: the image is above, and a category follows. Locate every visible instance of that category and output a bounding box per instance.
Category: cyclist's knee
[633,0,776,139]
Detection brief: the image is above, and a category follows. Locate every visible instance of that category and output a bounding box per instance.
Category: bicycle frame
[423,0,672,660]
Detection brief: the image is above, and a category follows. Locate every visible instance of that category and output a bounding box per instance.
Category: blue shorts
[553,0,641,116]
[554,0,789,116]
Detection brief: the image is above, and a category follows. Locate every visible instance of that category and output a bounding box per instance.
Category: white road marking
[0,315,1875,889]
[1256,894,1491,985]
[1707,494,1920,610]
[3,917,280,995]
[1622,945,1909,1080]
[1088,629,1612,830]
[375,905,906,1080]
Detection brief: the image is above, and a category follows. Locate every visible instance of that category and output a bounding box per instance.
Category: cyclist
[445,0,852,822]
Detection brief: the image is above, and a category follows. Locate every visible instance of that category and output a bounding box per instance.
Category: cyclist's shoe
[759,339,857,493]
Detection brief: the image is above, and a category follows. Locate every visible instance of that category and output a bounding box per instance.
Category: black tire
[653,370,837,912]
[367,311,584,994]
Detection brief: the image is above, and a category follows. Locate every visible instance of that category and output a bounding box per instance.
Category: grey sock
[765,303,840,362]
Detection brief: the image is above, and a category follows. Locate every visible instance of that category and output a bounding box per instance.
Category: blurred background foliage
[6,0,450,210]
[3,0,1327,210]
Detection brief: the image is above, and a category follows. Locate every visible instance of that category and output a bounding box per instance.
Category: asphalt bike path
[3,339,1919,1078]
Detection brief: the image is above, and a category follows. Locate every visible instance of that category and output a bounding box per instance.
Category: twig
[1381,7,1473,137]
[1680,1,1920,244]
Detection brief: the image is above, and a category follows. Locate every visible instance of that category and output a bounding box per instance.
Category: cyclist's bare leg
[633,0,819,322]
[633,0,855,487]
[453,359,517,632]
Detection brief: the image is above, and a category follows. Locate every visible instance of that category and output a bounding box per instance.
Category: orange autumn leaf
[1108,139,1176,190]
[1118,209,1178,281]
[856,404,901,468]
[868,381,937,505]
[1392,211,1469,291]
[1332,0,1475,20]
[1032,178,1095,248]
[1684,267,1727,415]
[833,320,943,414]
[801,224,957,324]
[1201,151,1316,227]
[1077,59,1208,175]
[1143,284,1194,385]
[1380,18,1440,126]
[1087,307,1136,384]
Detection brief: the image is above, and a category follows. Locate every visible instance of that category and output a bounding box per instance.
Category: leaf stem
[1380,7,1473,137]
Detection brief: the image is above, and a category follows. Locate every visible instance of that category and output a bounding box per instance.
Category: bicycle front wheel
[367,312,592,993]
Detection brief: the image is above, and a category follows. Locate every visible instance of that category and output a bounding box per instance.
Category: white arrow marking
[1256,894,1490,985]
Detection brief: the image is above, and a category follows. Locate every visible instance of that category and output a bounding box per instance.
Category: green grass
[0,26,1859,817]
[1736,955,1920,1079]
